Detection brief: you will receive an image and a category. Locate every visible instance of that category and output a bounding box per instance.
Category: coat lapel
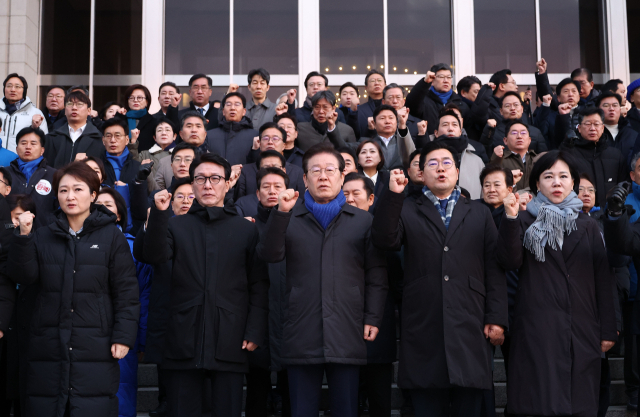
[415,195,447,237]
[561,217,588,261]
[444,197,470,245]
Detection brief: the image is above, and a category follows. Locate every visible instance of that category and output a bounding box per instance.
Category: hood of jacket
[220,116,254,132]
[188,199,239,222]
[49,204,118,238]
[0,96,32,112]
[570,134,609,156]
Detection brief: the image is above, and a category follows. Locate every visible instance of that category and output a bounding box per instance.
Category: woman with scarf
[497,150,618,416]
[114,84,157,152]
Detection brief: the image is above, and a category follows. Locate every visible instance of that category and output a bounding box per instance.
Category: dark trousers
[288,363,359,417]
[157,366,169,403]
[245,366,272,417]
[360,363,393,417]
[624,301,640,397]
[411,387,483,417]
[598,357,611,417]
[276,370,292,417]
[166,369,244,417]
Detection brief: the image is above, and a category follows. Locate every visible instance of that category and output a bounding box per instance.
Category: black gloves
[136,161,154,183]
[606,182,631,217]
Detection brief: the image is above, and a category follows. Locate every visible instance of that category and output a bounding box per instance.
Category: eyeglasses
[261,163,283,169]
[172,157,193,164]
[190,86,210,92]
[129,96,146,102]
[503,103,522,109]
[426,159,454,170]
[578,186,596,194]
[307,82,325,89]
[47,94,64,100]
[307,166,339,177]
[5,84,23,90]
[581,122,603,128]
[174,194,195,202]
[66,101,87,108]
[0,178,8,187]
[261,136,282,143]
[435,75,452,81]
[194,175,226,185]
[104,133,125,140]
[224,101,243,108]
[313,105,333,113]
[385,95,403,101]
[601,103,620,109]
[509,130,529,137]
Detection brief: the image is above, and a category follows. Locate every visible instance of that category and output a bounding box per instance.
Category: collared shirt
[69,226,83,236]
[363,170,379,185]
[196,103,210,115]
[246,97,276,129]
[379,135,393,147]
[69,124,87,143]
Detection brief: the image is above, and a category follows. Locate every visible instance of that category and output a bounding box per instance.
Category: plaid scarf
[423,185,461,229]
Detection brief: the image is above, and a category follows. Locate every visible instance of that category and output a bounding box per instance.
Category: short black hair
[571,67,593,82]
[489,69,512,90]
[304,71,328,89]
[438,109,461,129]
[171,142,198,162]
[170,177,193,196]
[96,187,128,229]
[456,76,482,94]
[595,90,622,107]
[365,69,386,86]
[65,90,92,108]
[6,194,35,215]
[0,167,12,186]
[83,156,106,182]
[154,116,178,135]
[480,164,514,188]
[16,126,45,147]
[180,110,207,131]
[409,149,421,165]
[302,143,345,174]
[46,85,66,95]
[579,172,596,187]
[356,139,385,171]
[577,107,605,124]
[500,91,523,107]
[248,68,270,85]
[338,146,357,164]
[189,153,231,182]
[257,150,286,168]
[373,104,398,121]
[67,85,89,95]
[556,78,582,96]
[602,79,624,94]
[430,63,451,74]
[504,119,530,136]
[258,122,287,143]
[222,92,246,108]
[188,74,213,87]
[344,172,375,198]
[529,150,581,195]
[419,141,459,171]
[3,73,28,99]
[101,118,129,135]
[274,113,298,129]
[158,81,180,95]
[339,82,359,96]
[310,90,336,107]
[98,101,122,119]
[256,167,290,189]
[382,83,404,100]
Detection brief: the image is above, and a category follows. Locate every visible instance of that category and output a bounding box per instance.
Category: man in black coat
[285,71,347,124]
[356,70,386,138]
[204,92,258,166]
[256,144,388,416]
[139,153,268,416]
[381,83,428,146]
[235,150,305,202]
[371,141,508,416]
[405,63,469,135]
[178,74,219,131]
[7,127,57,229]
[275,113,305,168]
[597,91,638,166]
[43,92,105,168]
[154,82,181,119]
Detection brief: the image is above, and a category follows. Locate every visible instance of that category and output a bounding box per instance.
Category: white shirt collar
[69,124,87,143]
[196,103,210,113]
[379,135,393,147]
[363,170,379,185]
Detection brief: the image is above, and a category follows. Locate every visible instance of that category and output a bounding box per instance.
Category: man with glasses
[296,91,356,152]
[43,86,66,131]
[285,71,348,124]
[0,73,48,153]
[43,91,105,169]
[356,70,387,138]
[490,120,542,192]
[596,91,638,161]
[140,152,269,417]
[406,63,469,136]
[381,83,427,146]
[571,67,601,107]
[561,107,628,208]
[178,73,219,130]
[371,140,506,417]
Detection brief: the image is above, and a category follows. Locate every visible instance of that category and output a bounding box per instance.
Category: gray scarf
[523,191,583,262]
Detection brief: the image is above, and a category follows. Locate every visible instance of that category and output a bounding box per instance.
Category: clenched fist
[154,190,172,211]
[389,169,408,194]
[503,193,521,217]
[424,71,436,84]
[277,189,299,213]
[227,83,239,94]
[18,211,35,236]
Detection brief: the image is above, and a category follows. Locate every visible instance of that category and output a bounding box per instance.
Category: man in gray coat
[296,91,357,152]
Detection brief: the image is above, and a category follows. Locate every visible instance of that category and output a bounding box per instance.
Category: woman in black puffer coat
[6,161,140,417]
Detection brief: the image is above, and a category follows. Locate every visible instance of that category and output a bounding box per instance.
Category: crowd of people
[0,56,638,417]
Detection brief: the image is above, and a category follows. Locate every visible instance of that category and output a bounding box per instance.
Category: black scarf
[311,116,328,135]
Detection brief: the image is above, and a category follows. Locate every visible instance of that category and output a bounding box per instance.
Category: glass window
[93,86,130,114]
[234,0,297,74]
[388,0,452,76]
[576,0,607,73]
[94,0,142,75]
[165,0,230,74]
[628,0,640,73]
[474,0,537,73]
[41,1,90,74]
[320,0,384,77]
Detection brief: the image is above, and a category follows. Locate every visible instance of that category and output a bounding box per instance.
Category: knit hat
[627,78,640,102]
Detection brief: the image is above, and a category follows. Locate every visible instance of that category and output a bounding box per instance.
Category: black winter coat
[44,122,106,169]
[405,79,469,135]
[498,212,617,416]
[256,198,388,365]
[601,118,639,169]
[140,201,269,372]
[114,112,158,152]
[204,117,259,166]
[480,119,548,156]
[356,98,381,139]
[287,99,347,124]
[628,107,640,134]
[179,101,219,131]
[6,206,140,417]
[371,190,507,390]
[234,161,306,201]
[7,158,57,229]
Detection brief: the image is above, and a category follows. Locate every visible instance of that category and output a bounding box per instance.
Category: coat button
[444,275,449,281]
[70,309,74,313]
[444,246,449,252]
[69,347,72,351]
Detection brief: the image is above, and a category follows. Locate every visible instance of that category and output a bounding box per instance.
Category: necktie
[198,108,205,116]
[439,198,448,213]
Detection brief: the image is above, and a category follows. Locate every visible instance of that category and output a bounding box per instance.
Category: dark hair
[3,73,28,99]
[67,85,89,96]
[53,161,101,195]
[98,101,122,119]
[337,146,357,164]
[274,113,298,129]
[222,92,246,109]
[577,107,605,124]
[16,126,45,147]
[571,67,593,83]
[438,109,461,129]
[258,122,287,143]
[500,91,523,107]
[409,149,421,165]
[356,139,385,171]
[101,118,129,135]
[46,85,65,95]
[602,79,624,94]
[256,167,290,189]
[457,76,482,94]
[504,119,530,136]
[154,116,178,136]
[310,90,336,107]
[373,104,398,122]
[248,68,270,85]
[180,110,207,131]
[556,78,582,96]
[302,143,345,174]
[171,142,198,162]
[170,177,193,196]
[442,102,462,115]
[6,194,35,215]
[83,156,106,182]
[595,90,622,107]
[339,82,359,96]
[304,71,328,89]
[96,188,128,229]
[489,69,512,92]
[365,69,386,86]
[158,81,180,95]
[528,150,580,195]
[188,74,213,88]
[65,90,92,108]
[382,83,404,100]
[480,164,514,188]
[189,153,231,182]
[344,172,375,197]
[419,141,459,170]
[430,63,451,74]
[0,167,12,186]
[257,150,286,168]
[579,172,596,187]
[124,84,152,111]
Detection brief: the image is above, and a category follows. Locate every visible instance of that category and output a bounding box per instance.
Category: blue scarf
[423,185,461,229]
[125,109,148,138]
[105,147,130,181]
[17,156,43,183]
[430,86,453,105]
[304,189,346,229]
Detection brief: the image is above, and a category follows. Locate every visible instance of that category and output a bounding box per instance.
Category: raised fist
[287,89,297,104]
[389,169,408,194]
[542,94,552,106]
[558,103,572,115]
[275,102,288,116]
[425,71,436,84]
[502,193,520,217]
[536,58,547,75]
[493,145,504,158]
[417,120,428,136]
[31,114,44,129]
[18,211,35,236]
[130,128,140,143]
[277,189,299,213]
[227,83,239,94]
[154,190,172,211]
[487,119,497,128]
